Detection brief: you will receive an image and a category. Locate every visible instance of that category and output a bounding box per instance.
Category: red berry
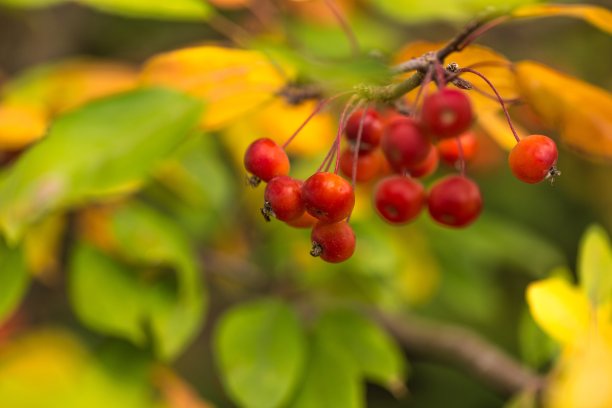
[428,175,482,227]
[310,221,356,263]
[263,176,304,222]
[374,176,426,225]
[286,211,318,229]
[508,135,559,184]
[302,172,355,223]
[381,116,432,173]
[421,89,473,139]
[345,108,383,152]
[244,138,290,183]
[437,131,478,166]
[339,148,380,183]
[407,147,439,178]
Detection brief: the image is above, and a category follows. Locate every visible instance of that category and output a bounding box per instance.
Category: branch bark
[373,310,545,397]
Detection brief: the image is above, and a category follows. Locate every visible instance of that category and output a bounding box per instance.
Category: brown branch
[373,311,545,397]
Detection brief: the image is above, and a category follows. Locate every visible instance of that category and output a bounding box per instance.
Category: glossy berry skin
[263,176,304,222]
[345,109,384,152]
[244,138,290,182]
[421,89,473,139]
[339,148,380,183]
[407,147,439,178]
[381,116,432,173]
[310,221,356,263]
[286,211,318,229]
[302,172,355,223]
[427,175,482,228]
[437,131,478,166]
[509,135,558,184]
[374,176,426,225]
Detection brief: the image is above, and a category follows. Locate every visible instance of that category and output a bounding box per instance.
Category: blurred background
[0,0,611,407]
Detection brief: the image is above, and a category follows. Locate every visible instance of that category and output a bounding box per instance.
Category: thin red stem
[334,99,363,174]
[412,67,433,116]
[316,96,359,173]
[433,59,447,88]
[322,0,360,56]
[459,67,521,143]
[455,136,466,176]
[457,16,510,50]
[351,103,370,187]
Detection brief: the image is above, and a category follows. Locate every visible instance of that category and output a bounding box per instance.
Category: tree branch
[373,311,545,397]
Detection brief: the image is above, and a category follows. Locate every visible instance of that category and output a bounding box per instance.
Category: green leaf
[0,88,202,243]
[69,202,206,361]
[289,328,363,408]
[578,224,612,306]
[214,299,306,408]
[0,0,66,9]
[77,0,212,21]
[370,0,541,23]
[0,240,29,323]
[316,309,407,394]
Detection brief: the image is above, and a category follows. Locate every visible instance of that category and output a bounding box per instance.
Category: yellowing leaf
[0,103,48,150]
[512,4,612,34]
[153,367,215,408]
[579,225,612,306]
[527,277,591,347]
[23,214,66,284]
[515,61,612,161]
[141,46,292,130]
[77,0,211,21]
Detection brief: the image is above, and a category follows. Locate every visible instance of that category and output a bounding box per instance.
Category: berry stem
[412,67,433,115]
[433,59,447,88]
[455,136,466,177]
[351,103,370,187]
[456,16,510,51]
[459,67,521,143]
[316,96,360,173]
[334,98,364,174]
[322,0,360,56]
[282,92,350,149]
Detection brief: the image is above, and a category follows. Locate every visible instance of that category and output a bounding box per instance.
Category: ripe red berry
[286,211,318,229]
[421,89,473,139]
[374,176,426,225]
[381,116,432,173]
[508,135,559,184]
[339,148,380,183]
[310,221,356,263]
[407,147,439,178]
[262,176,304,222]
[345,108,384,152]
[302,172,355,223]
[427,175,482,227]
[437,131,478,166]
[244,138,290,184]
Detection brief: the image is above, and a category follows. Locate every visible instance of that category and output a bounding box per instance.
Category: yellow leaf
[0,103,48,150]
[526,277,591,347]
[477,111,527,151]
[23,214,66,284]
[514,61,612,161]
[512,4,612,35]
[140,46,292,130]
[545,335,612,408]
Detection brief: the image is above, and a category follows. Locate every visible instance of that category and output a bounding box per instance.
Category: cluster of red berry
[244,85,559,263]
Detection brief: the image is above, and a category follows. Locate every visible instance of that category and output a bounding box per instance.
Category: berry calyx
[344,108,384,152]
[427,175,482,227]
[437,131,478,166]
[381,116,432,173]
[421,89,473,139]
[339,148,380,183]
[374,175,426,224]
[508,135,559,184]
[262,176,304,222]
[310,221,356,263]
[244,138,290,184]
[302,172,355,223]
